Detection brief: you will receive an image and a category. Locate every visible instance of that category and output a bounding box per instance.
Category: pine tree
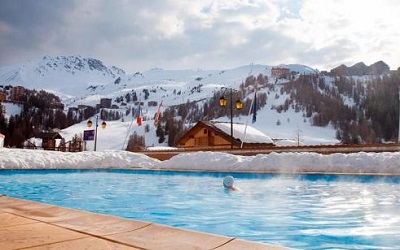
[126,132,146,151]
[157,123,166,143]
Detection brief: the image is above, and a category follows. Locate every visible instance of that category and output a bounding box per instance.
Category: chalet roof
[209,121,274,144]
[35,132,63,140]
[201,121,274,144]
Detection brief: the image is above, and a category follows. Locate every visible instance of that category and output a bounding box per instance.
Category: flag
[154,100,163,127]
[134,104,142,126]
[251,91,257,123]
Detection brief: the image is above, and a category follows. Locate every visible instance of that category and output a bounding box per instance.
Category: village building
[271,67,290,78]
[50,102,64,110]
[0,91,6,101]
[77,104,91,110]
[148,101,158,107]
[35,132,64,150]
[176,121,275,149]
[23,132,83,152]
[100,98,112,108]
[11,86,25,101]
[134,101,145,106]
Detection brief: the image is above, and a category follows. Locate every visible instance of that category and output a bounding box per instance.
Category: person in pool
[223,176,239,191]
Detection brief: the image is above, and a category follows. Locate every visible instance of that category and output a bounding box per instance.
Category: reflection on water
[0,170,399,249]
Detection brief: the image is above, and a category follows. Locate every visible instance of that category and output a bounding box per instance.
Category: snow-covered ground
[1,102,21,120]
[1,148,399,175]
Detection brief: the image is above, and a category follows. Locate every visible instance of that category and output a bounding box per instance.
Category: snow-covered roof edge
[210,121,274,144]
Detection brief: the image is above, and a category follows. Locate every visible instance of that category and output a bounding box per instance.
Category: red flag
[135,104,142,126]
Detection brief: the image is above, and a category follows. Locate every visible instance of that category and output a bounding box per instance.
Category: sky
[0,0,399,73]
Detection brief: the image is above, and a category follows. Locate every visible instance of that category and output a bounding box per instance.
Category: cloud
[279,0,400,69]
[0,0,78,64]
[0,0,399,72]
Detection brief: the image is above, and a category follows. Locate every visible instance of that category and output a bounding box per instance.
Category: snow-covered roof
[211,121,274,144]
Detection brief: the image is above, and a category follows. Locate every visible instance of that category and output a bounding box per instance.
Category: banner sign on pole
[83,130,95,141]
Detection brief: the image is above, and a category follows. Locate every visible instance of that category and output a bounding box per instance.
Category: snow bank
[1,148,400,174]
[0,149,160,169]
[155,151,400,174]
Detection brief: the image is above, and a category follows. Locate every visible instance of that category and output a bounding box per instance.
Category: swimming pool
[1,169,399,249]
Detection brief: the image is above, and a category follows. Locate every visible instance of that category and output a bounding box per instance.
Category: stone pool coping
[0,195,290,250]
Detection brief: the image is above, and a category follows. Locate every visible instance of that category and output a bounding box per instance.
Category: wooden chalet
[176,121,275,149]
[36,132,63,150]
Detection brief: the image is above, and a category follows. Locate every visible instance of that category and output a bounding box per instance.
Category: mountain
[0,57,315,108]
[0,55,125,97]
[330,61,390,76]
[1,56,398,150]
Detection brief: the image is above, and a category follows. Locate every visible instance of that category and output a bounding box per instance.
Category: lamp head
[219,96,227,107]
[235,100,243,109]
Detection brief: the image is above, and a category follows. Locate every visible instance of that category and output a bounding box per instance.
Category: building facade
[176,121,274,149]
[271,67,290,78]
[11,86,25,101]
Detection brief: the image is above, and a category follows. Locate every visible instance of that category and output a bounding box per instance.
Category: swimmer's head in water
[223,176,234,188]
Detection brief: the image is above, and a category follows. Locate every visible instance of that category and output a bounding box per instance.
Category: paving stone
[104,223,233,250]
[53,212,151,236]
[0,196,288,250]
[215,238,290,250]
[23,237,141,250]
[0,213,38,229]
[0,222,87,250]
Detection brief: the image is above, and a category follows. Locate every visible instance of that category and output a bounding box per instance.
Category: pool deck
[0,195,289,250]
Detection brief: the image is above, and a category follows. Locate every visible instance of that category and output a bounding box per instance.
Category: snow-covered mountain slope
[1,56,340,149]
[0,57,314,106]
[0,55,125,97]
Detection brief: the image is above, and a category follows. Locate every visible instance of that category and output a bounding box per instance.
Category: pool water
[1,169,400,249]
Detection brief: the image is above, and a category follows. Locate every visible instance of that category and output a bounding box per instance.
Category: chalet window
[203,129,207,134]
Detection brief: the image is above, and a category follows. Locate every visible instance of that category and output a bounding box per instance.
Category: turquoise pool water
[1,170,399,249]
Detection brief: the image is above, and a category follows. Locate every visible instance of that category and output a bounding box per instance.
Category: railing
[23,140,83,152]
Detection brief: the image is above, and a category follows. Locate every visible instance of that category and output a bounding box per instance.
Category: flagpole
[154,101,163,128]
[149,100,163,149]
[241,91,256,148]
[240,64,256,148]
[122,107,136,150]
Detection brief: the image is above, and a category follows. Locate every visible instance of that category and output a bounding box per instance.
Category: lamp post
[219,88,243,149]
[87,115,106,151]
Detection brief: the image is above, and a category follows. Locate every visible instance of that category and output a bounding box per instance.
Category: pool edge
[0,195,291,250]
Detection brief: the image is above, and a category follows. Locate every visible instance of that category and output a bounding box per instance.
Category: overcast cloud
[0,0,399,72]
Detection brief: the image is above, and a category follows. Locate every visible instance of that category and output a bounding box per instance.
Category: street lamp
[87,115,106,151]
[219,88,243,149]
